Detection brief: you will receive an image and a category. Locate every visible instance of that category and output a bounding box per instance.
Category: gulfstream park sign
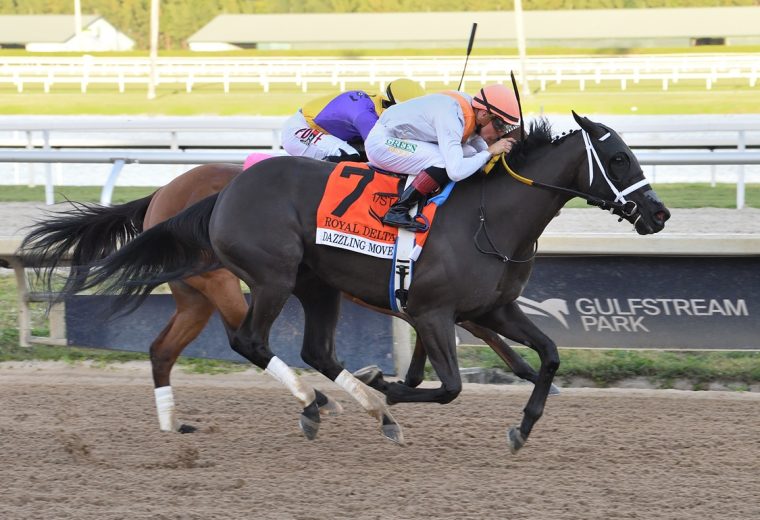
[66,254,759,369]
[519,295,748,334]
[573,297,747,332]
[471,256,758,350]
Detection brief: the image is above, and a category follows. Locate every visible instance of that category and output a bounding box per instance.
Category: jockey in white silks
[364,84,522,231]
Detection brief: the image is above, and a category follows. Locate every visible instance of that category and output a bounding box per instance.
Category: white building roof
[0,15,102,44]
[188,8,760,48]
[0,15,135,51]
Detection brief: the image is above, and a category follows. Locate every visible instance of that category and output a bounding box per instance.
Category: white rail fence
[1,149,758,208]
[1,54,758,93]
[0,115,758,207]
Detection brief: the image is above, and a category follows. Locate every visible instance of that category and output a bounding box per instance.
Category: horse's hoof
[353,365,383,387]
[507,426,526,454]
[314,390,343,416]
[381,413,404,445]
[381,423,404,445]
[549,383,561,396]
[178,424,197,434]
[299,414,320,441]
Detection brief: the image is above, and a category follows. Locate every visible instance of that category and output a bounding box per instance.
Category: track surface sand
[1,363,759,520]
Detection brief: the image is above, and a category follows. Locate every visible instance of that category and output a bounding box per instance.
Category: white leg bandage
[265,356,316,407]
[154,385,179,432]
[335,369,384,420]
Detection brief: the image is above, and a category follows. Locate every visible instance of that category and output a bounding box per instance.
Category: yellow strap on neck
[483,154,500,174]
[483,153,534,186]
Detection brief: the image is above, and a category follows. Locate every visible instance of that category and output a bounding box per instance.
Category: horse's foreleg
[150,281,215,433]
[383,314,462,405]
[460,320,561,395]
[476,302,560,454]
[402,336,427,387]
[295,279,401,443]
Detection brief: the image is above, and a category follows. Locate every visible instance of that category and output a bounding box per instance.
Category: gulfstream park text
[575,298,748,332]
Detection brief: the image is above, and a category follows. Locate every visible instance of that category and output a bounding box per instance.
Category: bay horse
[47,112,669,453]
[21,163,551,435]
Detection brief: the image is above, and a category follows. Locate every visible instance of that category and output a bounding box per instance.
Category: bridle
[581,130,648,217]
[484,129,644,218]
[475,128,648,263]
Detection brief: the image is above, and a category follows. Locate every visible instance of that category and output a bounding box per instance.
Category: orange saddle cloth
[316,162,441,258]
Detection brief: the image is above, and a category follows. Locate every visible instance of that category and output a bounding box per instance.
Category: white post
[74,0,82,40]
[392,319,413,378]
[737,131,746,209]
[271,130,280,151]
[13,131,20,183]
[514,0,529,94]
[43,131,54,205]
[101,160,126,206]
[12,259,31,347]
[26,131,35,187]
[147,0,160,100]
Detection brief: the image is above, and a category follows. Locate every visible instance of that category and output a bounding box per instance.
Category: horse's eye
[608,153,630,180]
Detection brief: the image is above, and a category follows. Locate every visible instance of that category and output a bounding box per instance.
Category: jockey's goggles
[491,116,519,136]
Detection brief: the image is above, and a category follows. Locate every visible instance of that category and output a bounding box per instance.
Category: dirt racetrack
[1,363,758,520]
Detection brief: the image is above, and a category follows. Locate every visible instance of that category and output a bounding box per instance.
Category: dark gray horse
[59,113,670,453]
[19,163,548,434]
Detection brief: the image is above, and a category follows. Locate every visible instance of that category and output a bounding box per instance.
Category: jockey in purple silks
[281,78,425,163]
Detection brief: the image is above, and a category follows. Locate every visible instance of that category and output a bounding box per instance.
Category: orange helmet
[472,84,521,131]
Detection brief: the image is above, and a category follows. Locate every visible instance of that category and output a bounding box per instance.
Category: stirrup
[382,213,429,232]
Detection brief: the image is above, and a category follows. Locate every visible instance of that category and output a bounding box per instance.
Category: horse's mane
[507,118,579,171]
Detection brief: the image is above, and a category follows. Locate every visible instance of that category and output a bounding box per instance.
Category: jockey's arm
[353,107,380,142]
[468,134,489,152]
[434,111,491,182]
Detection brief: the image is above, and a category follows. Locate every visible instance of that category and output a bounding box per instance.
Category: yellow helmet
[381,78,425,108]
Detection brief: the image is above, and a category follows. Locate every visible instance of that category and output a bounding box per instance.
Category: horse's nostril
[655,210,669,223]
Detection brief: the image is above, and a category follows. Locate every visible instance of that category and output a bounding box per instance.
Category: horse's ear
[572,110,604,138]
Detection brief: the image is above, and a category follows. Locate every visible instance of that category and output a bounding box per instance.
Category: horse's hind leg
[196,269,342,420]
[294,277,402,444]
[475,302,560,454]
[229,282,329,439]
[150,280,215,433]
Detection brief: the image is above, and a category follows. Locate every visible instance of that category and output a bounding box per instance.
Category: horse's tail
[60,193,221,315]
[20,195,153,295]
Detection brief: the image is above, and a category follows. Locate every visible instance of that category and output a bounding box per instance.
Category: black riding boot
[382,185,426,231]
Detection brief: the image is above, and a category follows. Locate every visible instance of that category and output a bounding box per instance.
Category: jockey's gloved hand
[324,149,363,163]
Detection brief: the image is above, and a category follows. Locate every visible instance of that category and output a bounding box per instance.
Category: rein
[483,132,640,217]
[473,175,537,264]
[474,128,647,263]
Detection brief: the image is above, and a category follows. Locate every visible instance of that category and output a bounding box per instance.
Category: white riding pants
[364,123,446,177]
[281,111,359,160]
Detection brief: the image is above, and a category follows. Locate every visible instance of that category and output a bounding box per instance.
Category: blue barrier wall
[66,294,397,373]
[66,255,759,375]
[459,256,759,350]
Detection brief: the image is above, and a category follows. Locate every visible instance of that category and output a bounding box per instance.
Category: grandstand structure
[187,7,760,51]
